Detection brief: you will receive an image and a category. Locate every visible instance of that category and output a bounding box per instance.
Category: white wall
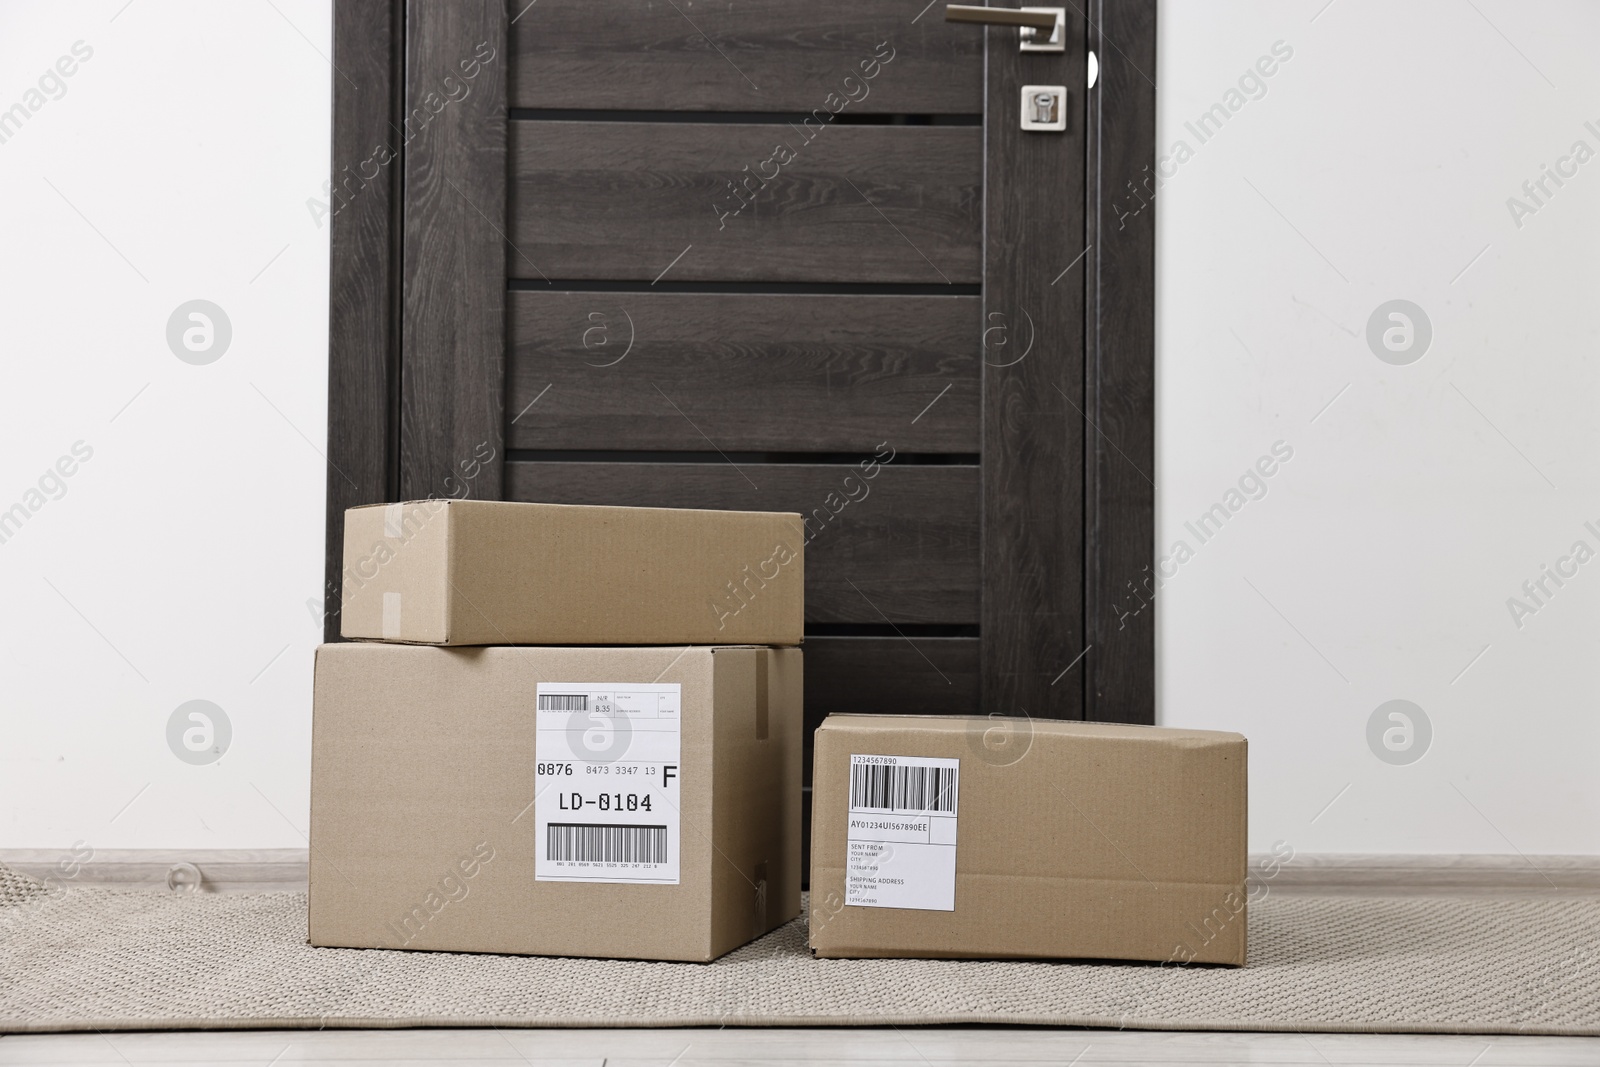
[0,1,330,850]
[5,0,1593,861]
[1156,0,1600,854]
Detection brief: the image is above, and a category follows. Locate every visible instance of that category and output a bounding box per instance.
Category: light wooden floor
[0,1028,1595,1066]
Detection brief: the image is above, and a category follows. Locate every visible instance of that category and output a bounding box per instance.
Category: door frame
[321,0,1158,724]
[1082,0,1157,721]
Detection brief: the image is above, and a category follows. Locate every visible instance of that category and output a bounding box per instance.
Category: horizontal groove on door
[507,291,979,452]
[508,280,982,297]
[506,452,981,466]
[510,110,982,126]
[801,635,981,786]
[508,122,982,284]
[806,623,980,638]
[505,462,979,625]
[510,0,982,114]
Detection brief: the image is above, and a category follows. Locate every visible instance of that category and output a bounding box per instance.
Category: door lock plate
[1020,85,1067,131]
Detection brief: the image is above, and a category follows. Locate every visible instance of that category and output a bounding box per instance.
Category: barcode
[538,694,588,711]
[547,823,668,864]
[850,762,956,813]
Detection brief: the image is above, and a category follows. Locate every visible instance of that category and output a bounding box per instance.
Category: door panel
[507,121,982,283]
[802,636,980,716]
[510,0,983,113]
[504,460,980,624]
[506,291,980,453]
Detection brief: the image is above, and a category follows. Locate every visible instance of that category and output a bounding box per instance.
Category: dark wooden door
[326,1,1156,771]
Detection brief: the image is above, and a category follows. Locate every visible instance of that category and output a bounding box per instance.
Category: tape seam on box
[382,591,402,640]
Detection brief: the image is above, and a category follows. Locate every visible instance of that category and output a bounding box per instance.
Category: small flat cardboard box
[340,500,804,646]
[809,714,1248,965]
[310,642,803,962]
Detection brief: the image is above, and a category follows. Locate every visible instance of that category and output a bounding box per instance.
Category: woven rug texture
[1,863,1596,1035]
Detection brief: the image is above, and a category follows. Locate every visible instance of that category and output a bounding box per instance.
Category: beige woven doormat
[2,864,1596,1035]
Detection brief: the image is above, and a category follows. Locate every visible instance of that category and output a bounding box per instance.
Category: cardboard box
[309,642,803,962]
[340,500,804,646]
[808,714,1248,965]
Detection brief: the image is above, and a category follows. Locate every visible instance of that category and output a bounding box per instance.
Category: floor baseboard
[1,849,309,894]
[5,849,1599,895]
[1254,852,1600,894]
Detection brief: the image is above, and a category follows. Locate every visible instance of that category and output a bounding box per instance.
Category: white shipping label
[845,754,959,911]
[535,682,681,885]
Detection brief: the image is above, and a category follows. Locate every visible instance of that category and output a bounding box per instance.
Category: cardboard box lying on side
[340,500,804,646]
[809,714,1248,965]
[310,643,803,962]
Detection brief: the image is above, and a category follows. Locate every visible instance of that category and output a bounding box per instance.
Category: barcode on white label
[537,693,588,711]
[846,754,959,911]
[546,823,668,864]
[850,761,958,813]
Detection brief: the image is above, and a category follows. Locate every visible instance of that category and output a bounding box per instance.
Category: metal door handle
[945,5,1065,52]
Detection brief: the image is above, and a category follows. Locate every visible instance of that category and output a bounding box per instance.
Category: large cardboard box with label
[809,714,1248,965]
[340,500,804,646]
[309,642,803,962]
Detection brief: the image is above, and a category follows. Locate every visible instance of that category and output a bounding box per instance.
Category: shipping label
[534,682,681,885]
[845,753,959,911]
